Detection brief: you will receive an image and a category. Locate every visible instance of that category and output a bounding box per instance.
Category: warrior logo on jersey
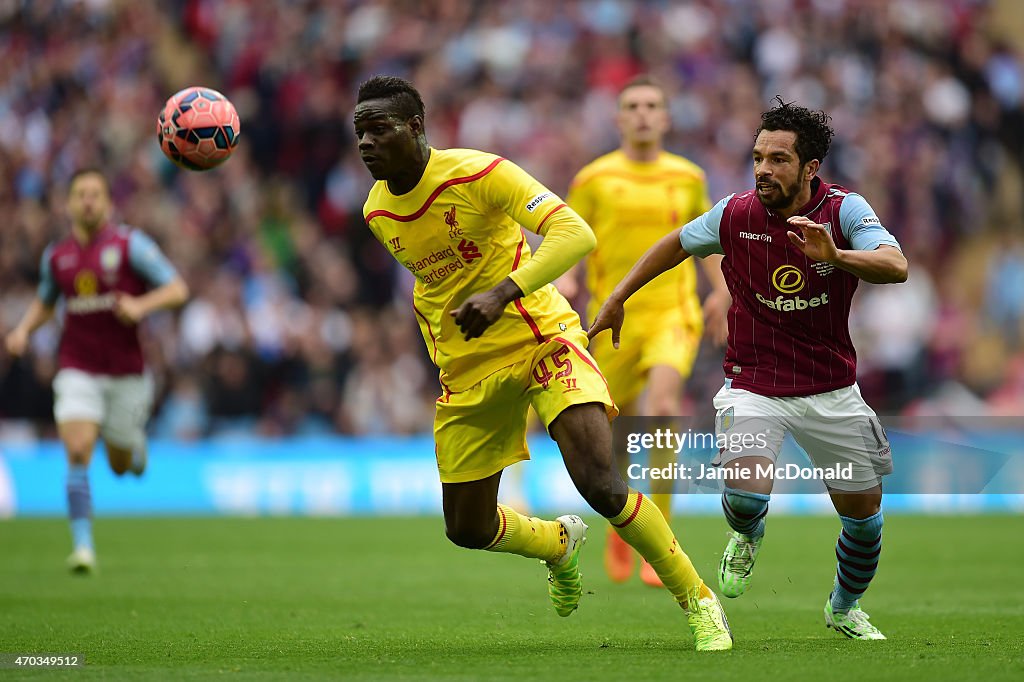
[389,237,405,253]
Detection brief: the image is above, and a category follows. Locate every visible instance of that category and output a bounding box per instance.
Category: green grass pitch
[2,515,1023,680]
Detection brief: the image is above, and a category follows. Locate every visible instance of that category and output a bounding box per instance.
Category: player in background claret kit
[561,75,731,587]
[5,169,189,573]
[590,98,906,639]
[354,75,732,651]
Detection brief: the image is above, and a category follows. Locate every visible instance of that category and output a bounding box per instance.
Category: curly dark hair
[356,75,426,122]
[756,96,834,167]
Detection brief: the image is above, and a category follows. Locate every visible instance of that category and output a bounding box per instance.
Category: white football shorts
[711,380,893,492]
[53,368,154,450]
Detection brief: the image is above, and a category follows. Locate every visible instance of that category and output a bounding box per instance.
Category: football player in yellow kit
[562,76,730,587]
[354,75,732,651]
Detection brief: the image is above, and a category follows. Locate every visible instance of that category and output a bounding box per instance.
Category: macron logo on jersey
[525,192,553,213]
[739,231,772,242]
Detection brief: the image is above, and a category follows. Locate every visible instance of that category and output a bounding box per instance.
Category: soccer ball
[157,87,240,171]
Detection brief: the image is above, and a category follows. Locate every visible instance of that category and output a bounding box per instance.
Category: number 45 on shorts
[532,346,577,392]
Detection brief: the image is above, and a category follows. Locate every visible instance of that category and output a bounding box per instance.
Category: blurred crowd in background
[2,0,1024,441]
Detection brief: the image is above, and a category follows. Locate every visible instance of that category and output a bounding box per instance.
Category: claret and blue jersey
[38,224,178,376]
[680,178,901,397]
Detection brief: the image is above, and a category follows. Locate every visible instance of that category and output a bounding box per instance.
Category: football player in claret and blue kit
[591,98,907,640]
[5,169,189,573]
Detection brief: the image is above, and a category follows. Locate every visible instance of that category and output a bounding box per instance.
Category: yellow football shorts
[434,331,618,484]
[588,308,702,408]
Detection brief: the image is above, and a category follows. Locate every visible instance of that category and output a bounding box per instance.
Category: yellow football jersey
[568,150,711,324]
[363,148,585,393]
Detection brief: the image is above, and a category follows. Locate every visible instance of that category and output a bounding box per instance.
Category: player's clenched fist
[450,279,523,341]
[450,292,503,340]
[113,293,146,325]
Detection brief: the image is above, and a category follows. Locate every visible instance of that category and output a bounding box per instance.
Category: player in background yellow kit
[560,76,731,587]
[354,75,732,651]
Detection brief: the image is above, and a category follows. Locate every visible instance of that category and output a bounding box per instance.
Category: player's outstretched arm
[5,297,55,357]
[786,216,908,284]
[588,230,692,348]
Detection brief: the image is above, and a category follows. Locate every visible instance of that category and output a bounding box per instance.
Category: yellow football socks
[609,491,712,609]
[650,492,672,521]
[648,439,675,521]
[485,504,566,563]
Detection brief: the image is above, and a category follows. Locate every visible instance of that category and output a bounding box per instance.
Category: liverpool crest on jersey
[444,205,462,238]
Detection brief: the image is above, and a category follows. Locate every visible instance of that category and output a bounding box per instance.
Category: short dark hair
[618,74,666,105]
[356,75,425,121]
[756,97,834,167]
[68,168,109,193]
